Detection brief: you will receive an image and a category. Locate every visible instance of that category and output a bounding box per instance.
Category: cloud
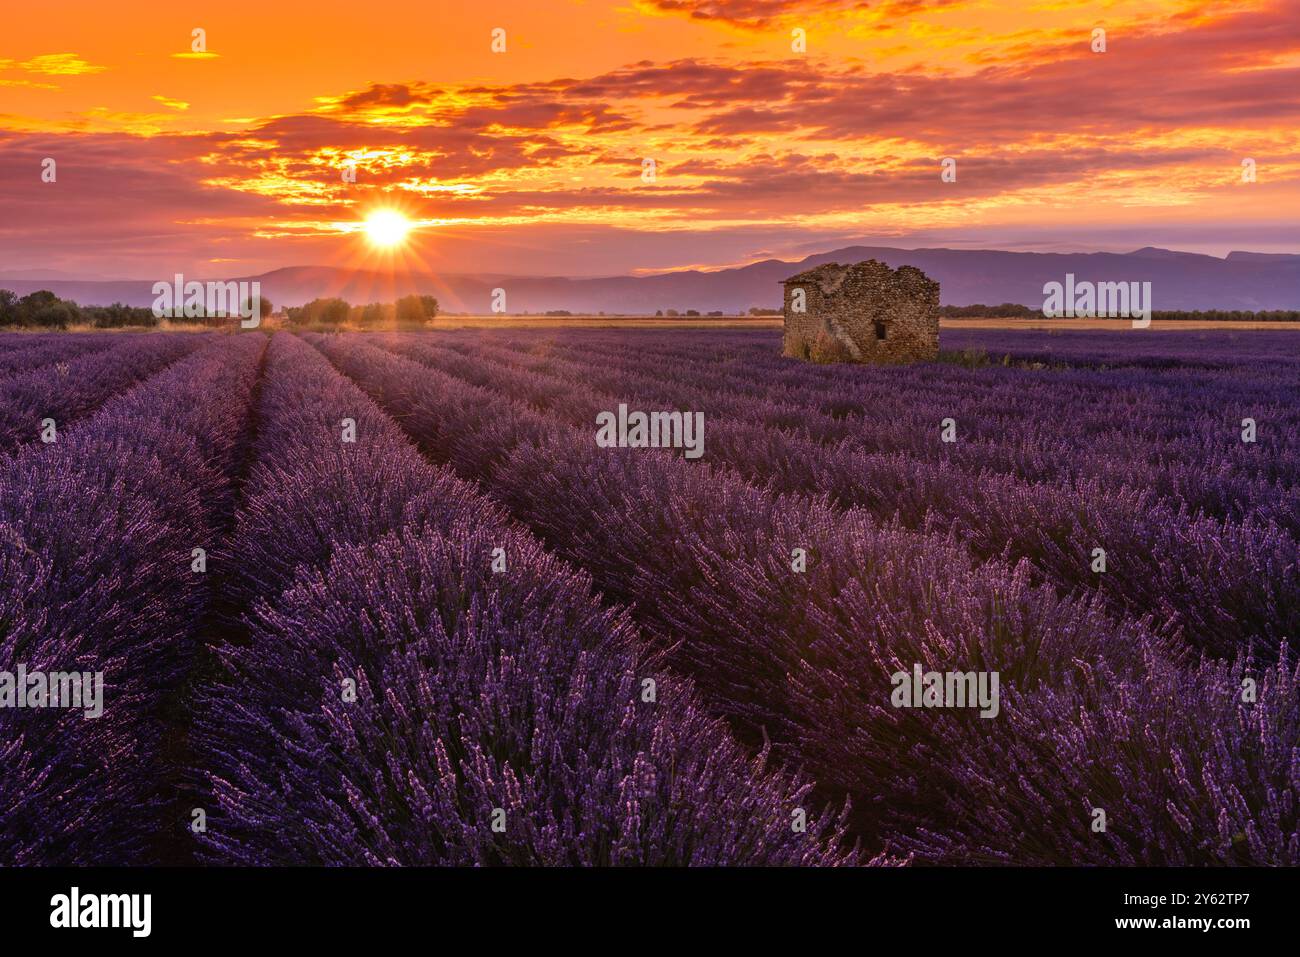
[636,0,968,29]
[336,83,439,109]
[0,52,106,87]
[1,0,1297,277]
[5,53,107,76]
[637,0,869,29]
[0,78,58,90]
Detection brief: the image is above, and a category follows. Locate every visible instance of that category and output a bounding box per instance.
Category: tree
[395,294,429,323]
[88,302,156,328]
[321,298,350,324]
[233,295,274,324]
[16,290,81,329]
[0,289,17,325]
[291,297,351,325]
[359,302,388,325]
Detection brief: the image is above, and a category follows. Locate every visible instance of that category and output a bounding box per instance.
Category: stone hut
[780,259,940,364]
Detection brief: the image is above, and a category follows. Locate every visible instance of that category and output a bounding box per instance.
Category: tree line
[0,288,274,329]
[284,294,438,326]
[3,287,1292,327]
[1,289,155,329]
[0,288,439,329]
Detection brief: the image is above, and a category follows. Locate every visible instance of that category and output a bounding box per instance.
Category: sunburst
[362,209,413,249]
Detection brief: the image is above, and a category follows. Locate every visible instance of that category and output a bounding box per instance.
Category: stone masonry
[781,259,940,364]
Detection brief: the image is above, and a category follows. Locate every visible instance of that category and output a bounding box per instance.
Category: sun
[363,210,413,248]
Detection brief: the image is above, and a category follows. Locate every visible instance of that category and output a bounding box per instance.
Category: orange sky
[1,0,1297,278]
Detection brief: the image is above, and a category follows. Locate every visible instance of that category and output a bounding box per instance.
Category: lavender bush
[0,335,263,864]
[379,333,1297,660]
[0,333,205,453]
[2,324,1294,867]
[194,333,861,865]
[0,334,116,378]
[310,329,1299,863]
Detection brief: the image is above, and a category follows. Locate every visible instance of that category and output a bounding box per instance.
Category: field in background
[6,314,1300,333]
[383,316,1300,330]
[2,325,1297,866]
[407,315,783,329]
[943,317,1300,330]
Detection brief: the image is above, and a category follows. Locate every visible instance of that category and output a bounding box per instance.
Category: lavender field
[1,327,1297,866]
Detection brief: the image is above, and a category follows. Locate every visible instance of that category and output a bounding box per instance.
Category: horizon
[3,0,1299,280]
[0,242,1292,285]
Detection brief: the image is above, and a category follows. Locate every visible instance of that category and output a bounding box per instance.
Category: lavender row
[419,336,1293,549]
[532,329,1300,477]
[312,333,1299,863]
[406,329,1300,523]
[0,334,265,864]
[514,332,1300,529]
[939,328,1300,369]
[548,324,1300,374]
[413,333,1297,659]
[0,334,119,378]
[527,339,1299,662]
[536,333,1300,536]
[192,332,859,866]
[0,333,206,454]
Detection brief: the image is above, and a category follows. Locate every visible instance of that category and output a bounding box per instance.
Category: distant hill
[3,246,1297,313]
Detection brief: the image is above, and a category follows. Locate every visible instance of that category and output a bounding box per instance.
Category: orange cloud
[3,52,107,75]
[0,0,1296,277]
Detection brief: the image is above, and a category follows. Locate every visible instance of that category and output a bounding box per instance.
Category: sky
[1,0,1297,279]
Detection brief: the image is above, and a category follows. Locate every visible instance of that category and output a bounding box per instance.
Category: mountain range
[2,246,1298,313]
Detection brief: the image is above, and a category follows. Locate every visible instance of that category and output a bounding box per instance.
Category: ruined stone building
[780,259,940,364]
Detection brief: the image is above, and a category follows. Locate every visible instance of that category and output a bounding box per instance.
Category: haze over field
[3,245,1299,313]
